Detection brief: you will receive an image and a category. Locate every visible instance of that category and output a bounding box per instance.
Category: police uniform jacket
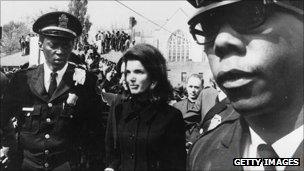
[187,105,304,171]
[109,98,186,171]
[1,64,100,170]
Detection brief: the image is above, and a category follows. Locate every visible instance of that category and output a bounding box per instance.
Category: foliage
[1,21,30,55]
[68,0,92,45]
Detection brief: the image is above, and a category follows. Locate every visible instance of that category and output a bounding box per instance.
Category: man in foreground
[1,11,102,170]
[186,0,303,170]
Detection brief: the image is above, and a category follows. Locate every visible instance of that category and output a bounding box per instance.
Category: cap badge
[58,14,68,28]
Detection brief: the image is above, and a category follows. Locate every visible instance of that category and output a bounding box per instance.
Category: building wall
[137,9,214,88]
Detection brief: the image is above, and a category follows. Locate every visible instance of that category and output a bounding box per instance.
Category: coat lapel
[28,65,49,102]
[49,64,75,102]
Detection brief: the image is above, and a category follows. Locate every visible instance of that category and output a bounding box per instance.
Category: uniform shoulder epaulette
[14,65,39,75]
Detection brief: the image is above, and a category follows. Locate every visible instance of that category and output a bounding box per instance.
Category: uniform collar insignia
[58,14,68,28]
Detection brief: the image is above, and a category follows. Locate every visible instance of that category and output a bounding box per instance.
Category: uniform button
[45,134,50,139]
[129,134,135,140]
[46,118,51,123]
[199,128,204,134]
[44,163,49,168]
[130,153,134,159]
[44,149,49,155]
[48,103,53,107]
[26,113,30,117]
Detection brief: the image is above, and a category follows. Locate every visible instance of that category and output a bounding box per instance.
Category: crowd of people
[1,0,303,170]
[19,34,31,56]
[95,30,134,54]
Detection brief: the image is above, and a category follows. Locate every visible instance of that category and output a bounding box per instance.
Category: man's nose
[55,46,64,54]
[213,24,246,59]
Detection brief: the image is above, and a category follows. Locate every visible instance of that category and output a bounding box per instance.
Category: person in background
[105,43,186,171]
[25,34,31,55]
[103,57,129,169]
[173,74,203,150]
[186,0,303,170]
[19,36,25,56]
[194,77,219,120]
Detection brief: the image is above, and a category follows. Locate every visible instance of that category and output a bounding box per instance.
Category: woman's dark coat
[107,99,186,171]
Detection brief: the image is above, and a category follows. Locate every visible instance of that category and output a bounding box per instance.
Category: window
[181,72,187,83]
[167,30,190,62]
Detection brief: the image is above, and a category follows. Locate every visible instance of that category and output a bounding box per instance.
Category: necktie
[257,144,279,171]
[48,72,57,97]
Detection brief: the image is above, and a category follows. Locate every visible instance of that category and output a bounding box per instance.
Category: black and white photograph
[0,0,303,170]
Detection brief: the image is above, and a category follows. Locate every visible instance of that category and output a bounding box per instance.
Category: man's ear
[150,81,157,90]
[38,42,43,51]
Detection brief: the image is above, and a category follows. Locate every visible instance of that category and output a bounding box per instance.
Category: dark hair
[121,43,172,103]
[115,57,124,75]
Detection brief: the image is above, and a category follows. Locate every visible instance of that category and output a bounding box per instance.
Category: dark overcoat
[173,99,201,144]
[1,64,102,170]
[109,100,186,171]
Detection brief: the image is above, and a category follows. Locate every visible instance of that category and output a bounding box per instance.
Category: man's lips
[189,93,197,97]
[129,85,138,89]
[54,58,64,63]
[217,69,255,89]
[222,78,253,89]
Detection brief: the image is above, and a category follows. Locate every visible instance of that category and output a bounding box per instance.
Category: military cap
[187,0,303,26]
[187,0,241,25]
[33,11,82,39]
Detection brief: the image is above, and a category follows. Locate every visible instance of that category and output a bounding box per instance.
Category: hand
[104,167,114,171]
[106,69,115,81]
[0,147,10,168]
[102,65,109,75]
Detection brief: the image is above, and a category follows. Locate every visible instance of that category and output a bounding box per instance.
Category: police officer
[186,0,303,170]
[0,11,102,170]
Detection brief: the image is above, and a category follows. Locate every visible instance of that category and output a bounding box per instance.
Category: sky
[1,0,196,36]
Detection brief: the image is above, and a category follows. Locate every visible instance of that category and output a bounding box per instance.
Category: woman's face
[125,60,152,95]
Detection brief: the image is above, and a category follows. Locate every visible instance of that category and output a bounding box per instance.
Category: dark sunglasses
[189,0,303,45]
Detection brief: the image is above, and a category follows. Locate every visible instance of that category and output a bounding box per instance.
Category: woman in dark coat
[105,43,186,171]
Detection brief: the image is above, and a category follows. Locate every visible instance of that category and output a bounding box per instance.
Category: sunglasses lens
[192,12,219,44]
[192,24,206,44]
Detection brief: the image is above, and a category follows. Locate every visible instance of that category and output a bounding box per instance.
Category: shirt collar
[249,125,304,158]
[44,62,68,77]
[272,125,303,158]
